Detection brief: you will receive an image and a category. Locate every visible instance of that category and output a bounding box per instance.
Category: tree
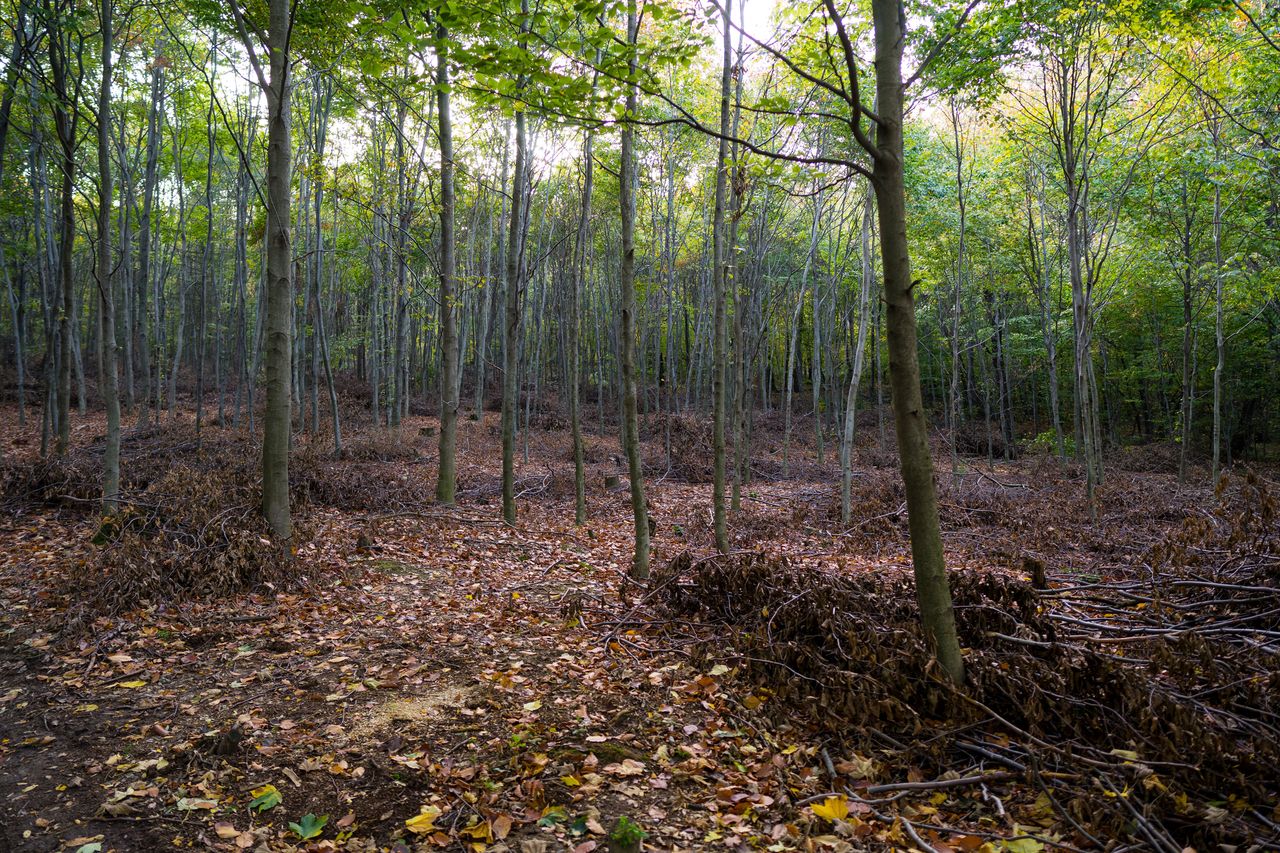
[227,0,296,540]
[710,0,732,555]
[618,0,650,578]
[44,0,84,459]
[96,0,120,513]
[862,0,965,683]
[435,14,459,505]
[500,0,530,526]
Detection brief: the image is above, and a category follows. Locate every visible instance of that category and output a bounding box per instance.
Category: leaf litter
[0,406,1276,852]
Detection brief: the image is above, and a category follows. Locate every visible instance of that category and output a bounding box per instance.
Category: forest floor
[0,400,1276,853]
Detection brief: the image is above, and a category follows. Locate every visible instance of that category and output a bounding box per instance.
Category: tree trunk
[570,125,593,526]
[783,190,820,477]
[711,0,732,554]
[947,98,966,475]
[619,0,650,579]
[435,20,459,504]
[841,191,874,524]
[48,8,78,458]
[501,92,527,523]
[475,123,510,418]
[97,0,120,513]
[867,0,963,684]
[261,0,294,539]
[141,57,163,421]
[1211,180,1223,483]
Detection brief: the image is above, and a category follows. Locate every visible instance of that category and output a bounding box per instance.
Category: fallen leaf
[405,806,442,835]
[248,784,281,812]
[811,795,850,822]
[288,813,328,840]
[176,797,218,811]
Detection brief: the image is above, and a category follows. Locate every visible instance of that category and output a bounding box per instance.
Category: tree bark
[865,0,964,684]
[47,3,80,458]
[711,0,732,554]
[619,0,650,579]
[570,125,594,526]
[256,0,295,539]
[501,104,527,524]
[435,20,459,504]
[841,191,874,524]
[97,0,120,513]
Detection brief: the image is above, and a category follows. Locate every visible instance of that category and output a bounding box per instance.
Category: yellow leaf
[1001,830,1045,853]
[405,806,442,835]
[743,694,763,710]
[523,700,542,711]
[810,795,850,822]
[117,681,147,689]
[461,818,492,841]
[560,775,582,787]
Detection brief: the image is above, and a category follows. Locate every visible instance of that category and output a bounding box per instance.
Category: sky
[740,0,781,45]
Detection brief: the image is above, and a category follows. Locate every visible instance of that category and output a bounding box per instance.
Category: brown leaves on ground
[0,404,1276,852]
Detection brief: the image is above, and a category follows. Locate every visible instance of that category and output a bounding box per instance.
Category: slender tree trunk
[48,9,79,458]
[1177,202,1194,485]
[117,120,135,416]
[0,1,28,441]
[783,191,820,477]
[197,51,216,443]
[866,0,963,684]
[948,98,966,475]
[97,0,120,512]
[619,0,650,579]
[711,0,732,554]
[501,36,528,524]
[1028,167,1064,459]
[311,79,339,454]
[728,15,747,513]
[435,20,459,504]
[142,59,163,422]
[570,125,594,525]
[811,269,824,464]
[475,124,510,418]
[1211,181,1223,483]
[841,192,874,524]
[259,0,294,539]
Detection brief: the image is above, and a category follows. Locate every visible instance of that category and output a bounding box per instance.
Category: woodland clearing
[1,402,1276,853]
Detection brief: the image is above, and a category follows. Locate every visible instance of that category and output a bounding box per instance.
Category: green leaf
[248,784,282,812]
[288,813,329,840]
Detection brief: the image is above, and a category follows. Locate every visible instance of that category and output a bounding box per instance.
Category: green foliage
[1029,430,1074,456]
[288,813,329,840]
[609,815,647,845]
